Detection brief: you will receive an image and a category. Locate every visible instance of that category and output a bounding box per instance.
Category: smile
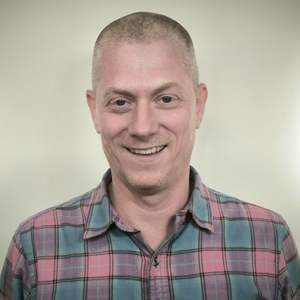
[127,146,166,155]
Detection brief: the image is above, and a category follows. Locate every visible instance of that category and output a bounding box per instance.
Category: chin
[121,171,168,194]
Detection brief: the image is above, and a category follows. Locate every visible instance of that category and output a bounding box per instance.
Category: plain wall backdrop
[1,0,300,265]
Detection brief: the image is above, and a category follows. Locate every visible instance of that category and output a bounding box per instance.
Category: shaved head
[91,12,199,94]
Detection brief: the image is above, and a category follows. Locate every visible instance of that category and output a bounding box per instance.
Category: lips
[127,145,166,155]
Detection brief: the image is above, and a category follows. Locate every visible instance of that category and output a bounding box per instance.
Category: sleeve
[0,228,31,300]
[278,226,300,300]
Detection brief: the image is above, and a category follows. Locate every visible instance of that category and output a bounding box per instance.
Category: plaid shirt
[1,167,299,300]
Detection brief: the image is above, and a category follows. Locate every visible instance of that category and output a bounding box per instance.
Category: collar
[83,166,214,240]
[183,166,214,233]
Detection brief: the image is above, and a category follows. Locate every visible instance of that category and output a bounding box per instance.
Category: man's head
[91,12,199,94]
[87,12,207,194]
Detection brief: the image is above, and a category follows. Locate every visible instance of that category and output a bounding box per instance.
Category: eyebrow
[103,81,185,99]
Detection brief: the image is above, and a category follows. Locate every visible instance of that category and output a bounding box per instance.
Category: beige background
[1,0,300,265]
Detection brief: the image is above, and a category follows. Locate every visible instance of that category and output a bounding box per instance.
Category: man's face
[87,41,207,193]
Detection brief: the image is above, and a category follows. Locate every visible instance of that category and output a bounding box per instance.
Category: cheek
[174,111,197,154]
[99,115,127,147]
[171,108,196,136]
[99,117,115,151]
[100,114,118,136]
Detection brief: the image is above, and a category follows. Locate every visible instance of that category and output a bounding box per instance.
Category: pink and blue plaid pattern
[1,167,299,299]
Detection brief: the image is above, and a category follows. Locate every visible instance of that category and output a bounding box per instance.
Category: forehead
[100,40,183,67]
[96,41,192,93]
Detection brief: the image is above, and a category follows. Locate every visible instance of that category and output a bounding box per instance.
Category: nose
[128,101,159,138]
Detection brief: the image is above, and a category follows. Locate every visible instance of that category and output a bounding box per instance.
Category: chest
[29,221,280,300]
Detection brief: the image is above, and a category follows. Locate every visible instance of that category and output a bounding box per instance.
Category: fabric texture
[1,167,300,300]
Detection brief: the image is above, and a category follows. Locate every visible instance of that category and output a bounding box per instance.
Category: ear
[86,89,101,134]
[195,83,208,129]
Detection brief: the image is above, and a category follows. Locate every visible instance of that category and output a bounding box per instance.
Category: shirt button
[153,256,159,267]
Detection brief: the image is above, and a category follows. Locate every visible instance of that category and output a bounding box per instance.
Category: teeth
[129,146,165,155]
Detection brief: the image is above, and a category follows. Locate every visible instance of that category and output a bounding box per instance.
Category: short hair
[92,12,199,93]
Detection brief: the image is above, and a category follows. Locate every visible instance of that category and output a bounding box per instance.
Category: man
[1,12,299,300]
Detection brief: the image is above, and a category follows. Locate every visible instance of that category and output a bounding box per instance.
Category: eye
[115,99,126,106]
[161,96,172,103]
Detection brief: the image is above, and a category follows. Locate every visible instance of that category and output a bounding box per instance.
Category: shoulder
[191,166,285,226]
[207,187,290,246]
[208,187,285,223]
[13,187,98,266]
[18,187,96,235]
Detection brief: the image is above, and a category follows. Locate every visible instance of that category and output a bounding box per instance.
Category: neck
[108,172,191,251]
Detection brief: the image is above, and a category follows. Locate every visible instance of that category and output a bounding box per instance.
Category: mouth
[126,145,166,155]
